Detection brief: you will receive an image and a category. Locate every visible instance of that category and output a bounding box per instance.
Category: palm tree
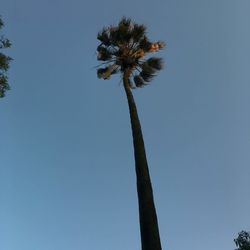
[96,17,165,250]
[0,16,12,98]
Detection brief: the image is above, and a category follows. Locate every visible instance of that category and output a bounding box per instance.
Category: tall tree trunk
[123,70,162,250]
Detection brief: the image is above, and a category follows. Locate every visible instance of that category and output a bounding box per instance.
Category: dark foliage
[234,231,250,250]
[97,46,112,61]
[96,17,165,88]
[134,75,145,88]
[147,57,164,70]
[138,36,152,52]
[0,16,12,98]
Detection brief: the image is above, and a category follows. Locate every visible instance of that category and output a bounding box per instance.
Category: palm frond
[134,75,145,88]
[146,57,164,70]
[110,18,133,44]
[118,17,132,28]
[131,24,146,43]
[97,46,113,61]
[97,64,117,80]
[139,63,156,82]
[148,41,166,52]
[138,36,152,52]
[140,61,157,75]
[157,41,166,49]
[140,71,155,82]
[97,28,110,46]
[108,27,119,46]
[97,68,106,79]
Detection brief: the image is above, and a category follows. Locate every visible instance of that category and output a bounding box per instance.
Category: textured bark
[123,69,162,250]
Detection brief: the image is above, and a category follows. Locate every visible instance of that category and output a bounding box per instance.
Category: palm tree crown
[96,17,165,88]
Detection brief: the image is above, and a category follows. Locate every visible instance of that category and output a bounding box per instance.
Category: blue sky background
[1,0,250,250]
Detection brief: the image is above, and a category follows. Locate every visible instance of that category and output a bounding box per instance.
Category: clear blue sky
[1,1,250,250]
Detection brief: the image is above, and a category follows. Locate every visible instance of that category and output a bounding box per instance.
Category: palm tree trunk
[123,69,162,250]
